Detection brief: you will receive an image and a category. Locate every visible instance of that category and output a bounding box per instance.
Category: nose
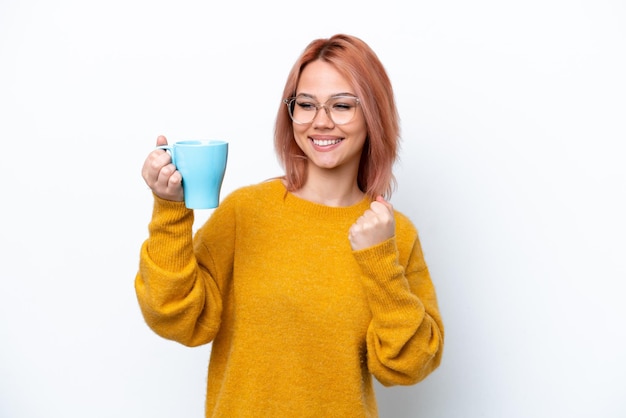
[312,104,335,127]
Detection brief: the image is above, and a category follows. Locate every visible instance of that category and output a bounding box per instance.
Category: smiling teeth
[313,139,342,146]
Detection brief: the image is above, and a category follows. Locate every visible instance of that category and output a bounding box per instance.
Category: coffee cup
[156,140,228,209]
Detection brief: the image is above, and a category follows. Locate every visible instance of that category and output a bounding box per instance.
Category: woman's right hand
[141,135,184,202]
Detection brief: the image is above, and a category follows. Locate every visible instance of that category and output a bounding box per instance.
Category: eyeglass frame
[283,95,361,125]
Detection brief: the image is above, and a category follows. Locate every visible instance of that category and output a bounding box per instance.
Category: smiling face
[292,60,368,177]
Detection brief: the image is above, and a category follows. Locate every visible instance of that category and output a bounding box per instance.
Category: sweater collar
[269,179,372,220]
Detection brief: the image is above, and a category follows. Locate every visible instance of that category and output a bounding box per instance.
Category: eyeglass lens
[288,96,359,125]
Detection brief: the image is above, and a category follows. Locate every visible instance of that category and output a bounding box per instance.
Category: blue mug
[157,140,228,209]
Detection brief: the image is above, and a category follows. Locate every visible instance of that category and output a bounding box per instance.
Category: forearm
[354,237,444,385]
[134,196,221,346]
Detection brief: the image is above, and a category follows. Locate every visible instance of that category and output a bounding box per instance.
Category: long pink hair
[274,34,400,199]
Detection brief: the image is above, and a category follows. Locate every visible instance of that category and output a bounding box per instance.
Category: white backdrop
[1,1,625,417]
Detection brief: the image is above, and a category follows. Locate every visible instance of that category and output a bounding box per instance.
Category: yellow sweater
[135,179,444,417]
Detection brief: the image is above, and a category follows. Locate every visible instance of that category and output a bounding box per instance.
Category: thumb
[375,195,393,210]
[156,135,168,146]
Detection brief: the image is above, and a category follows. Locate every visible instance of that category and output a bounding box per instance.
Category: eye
[331,99,356,112]
[296,99,317,111]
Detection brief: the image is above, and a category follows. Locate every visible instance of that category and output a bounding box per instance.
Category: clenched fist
[349,196,395,251]
[141,135,184,202]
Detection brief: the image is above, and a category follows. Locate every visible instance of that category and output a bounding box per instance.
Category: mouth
[311,138,343,147]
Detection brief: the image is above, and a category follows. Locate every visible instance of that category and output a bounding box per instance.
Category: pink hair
[274,34,400,199]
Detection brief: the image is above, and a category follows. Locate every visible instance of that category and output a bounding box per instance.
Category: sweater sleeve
[134,195,227,347]
[353,217,444,386]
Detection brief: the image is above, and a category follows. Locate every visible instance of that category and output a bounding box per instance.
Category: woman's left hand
[349,196,396,251]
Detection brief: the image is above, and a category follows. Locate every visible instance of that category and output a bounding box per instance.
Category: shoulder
[391,207,428,267]
[393,208,418,239]
[220,178,285,208]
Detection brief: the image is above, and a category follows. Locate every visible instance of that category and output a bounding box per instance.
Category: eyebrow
[295,92,358,100]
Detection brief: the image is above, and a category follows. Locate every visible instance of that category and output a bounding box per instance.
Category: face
[292,60,367,176]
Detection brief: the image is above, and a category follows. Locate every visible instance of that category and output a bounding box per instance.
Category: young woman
[136,33,444,417]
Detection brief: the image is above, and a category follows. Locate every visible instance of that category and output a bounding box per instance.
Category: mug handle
[155,145,175,166]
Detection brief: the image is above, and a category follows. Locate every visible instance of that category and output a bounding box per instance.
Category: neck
[292,167,365,207]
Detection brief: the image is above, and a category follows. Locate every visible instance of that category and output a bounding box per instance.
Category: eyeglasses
[283,95,360,125]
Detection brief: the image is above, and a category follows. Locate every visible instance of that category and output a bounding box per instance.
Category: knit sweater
[135,179,444,418]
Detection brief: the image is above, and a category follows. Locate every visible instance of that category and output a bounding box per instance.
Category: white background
[1,0,625,417]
